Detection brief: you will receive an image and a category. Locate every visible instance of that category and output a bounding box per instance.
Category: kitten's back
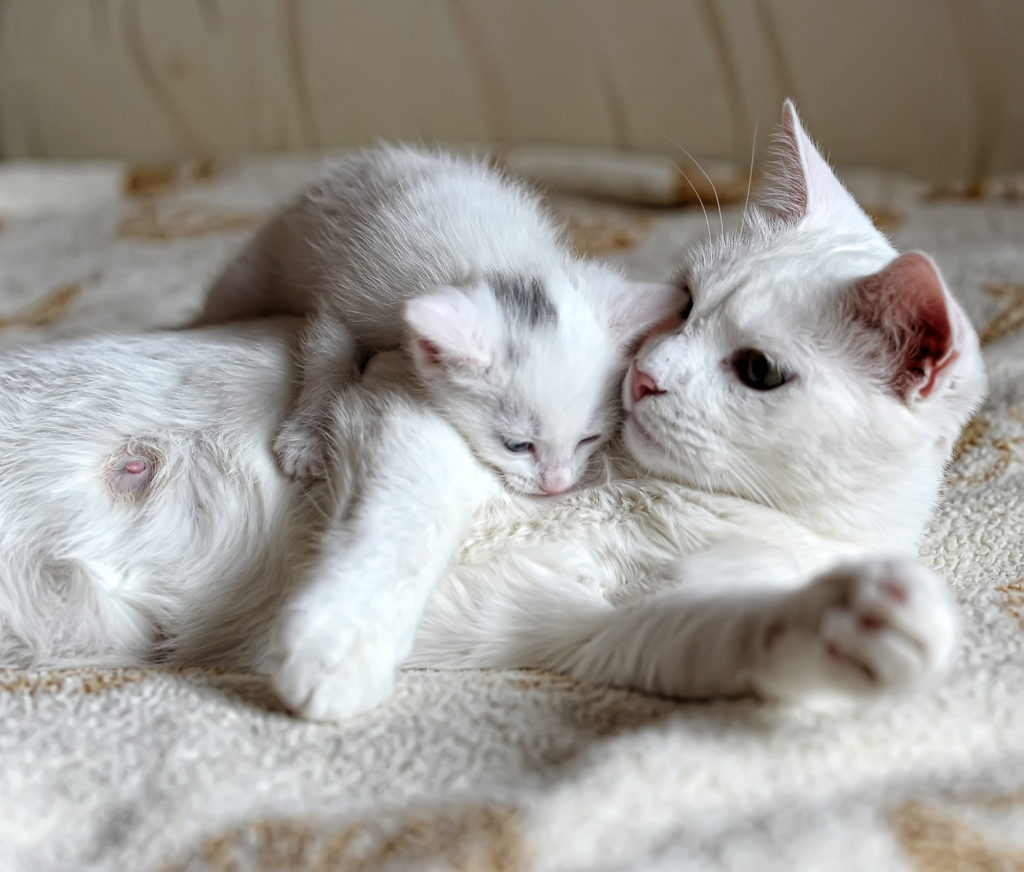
[197,146,571,349]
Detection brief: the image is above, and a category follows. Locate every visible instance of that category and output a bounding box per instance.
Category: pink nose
[631,364,664,403]
[540,469,572,495]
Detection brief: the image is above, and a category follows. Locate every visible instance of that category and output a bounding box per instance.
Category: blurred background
[0,0,1021,185]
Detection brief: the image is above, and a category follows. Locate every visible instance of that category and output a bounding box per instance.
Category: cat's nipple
[631,364,665,403]
[104,445,161,502]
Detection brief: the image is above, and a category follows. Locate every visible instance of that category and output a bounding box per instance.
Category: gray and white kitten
[195,145,680,494]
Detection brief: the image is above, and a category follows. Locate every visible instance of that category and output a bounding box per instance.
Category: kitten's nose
[631,364,664,403]
[540,468,572,495]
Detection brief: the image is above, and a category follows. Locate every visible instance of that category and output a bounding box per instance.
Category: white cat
[0,103,985,724]
[194,145,678,493]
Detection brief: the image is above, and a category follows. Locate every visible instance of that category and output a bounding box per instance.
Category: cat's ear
[850,252,967,403]
[595,281,691,349]
[404,286,493,376]
[761,99,865,225]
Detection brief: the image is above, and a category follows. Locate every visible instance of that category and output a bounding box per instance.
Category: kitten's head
[622,101,987,546]
[405,270,684,496]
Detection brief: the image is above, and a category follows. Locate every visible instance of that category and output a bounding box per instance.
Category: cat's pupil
[734,349,787,391]
[502,437,533,453]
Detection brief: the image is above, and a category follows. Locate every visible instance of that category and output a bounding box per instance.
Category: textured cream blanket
[0,155,1022,872]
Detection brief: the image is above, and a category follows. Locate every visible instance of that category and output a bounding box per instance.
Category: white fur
[195,144,681,494]
[0,104,986,723]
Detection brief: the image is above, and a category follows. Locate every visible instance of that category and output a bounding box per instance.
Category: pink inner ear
[851,252,958,400]
[763,100,866,226]
[416,337,444,367]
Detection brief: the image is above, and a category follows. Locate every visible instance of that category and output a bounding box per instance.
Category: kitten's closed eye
[578,434,601,447]
[502,437,533,453]
[733,349,789,391]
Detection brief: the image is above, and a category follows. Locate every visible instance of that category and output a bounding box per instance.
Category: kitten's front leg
[270,400,497,721]
[274,314,360,481]
[559,553,957,705]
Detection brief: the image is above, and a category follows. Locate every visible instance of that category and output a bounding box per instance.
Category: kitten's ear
[761,99,865,226]
[404,286,493,376]
[850,252,968,403]
[596,281,691,349]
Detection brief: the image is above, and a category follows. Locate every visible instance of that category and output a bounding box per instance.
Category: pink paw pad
[880,580,907,604]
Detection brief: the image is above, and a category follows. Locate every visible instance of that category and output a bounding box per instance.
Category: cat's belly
[0,321,308,664]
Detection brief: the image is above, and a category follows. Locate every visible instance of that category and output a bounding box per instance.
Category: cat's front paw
[273,419,329,482]
[757,558,958,701]
[270,603,401,722]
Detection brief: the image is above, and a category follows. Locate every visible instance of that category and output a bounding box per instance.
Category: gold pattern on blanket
[864,205,904,233]
[564,212,654,256]
[158,805,525,872]
[117,201,261,242]
[0,668,148,694]
[890,797,1024,872]
[979,282,1024,347]
[123,158,219,198]
[947,409,1024,486]
[509,669,586,692]
[0,281,81,329]
[998,580,1024,628]
[952,415,993,462]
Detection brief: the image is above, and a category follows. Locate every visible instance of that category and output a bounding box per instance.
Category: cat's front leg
[558,552,956,704]
[274,314,361,481]
[270,400,497,721]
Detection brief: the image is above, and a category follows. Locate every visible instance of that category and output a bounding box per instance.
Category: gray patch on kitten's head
[489,272,557,328]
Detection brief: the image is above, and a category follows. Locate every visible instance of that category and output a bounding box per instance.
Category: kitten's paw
[759,558,958,701]
[269,604,402,722]
[273,421,328,481]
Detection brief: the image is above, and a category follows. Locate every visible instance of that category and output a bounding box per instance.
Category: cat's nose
[631,364,664,403]
[540,468,572,495]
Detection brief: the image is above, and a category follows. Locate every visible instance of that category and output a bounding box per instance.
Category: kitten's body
[195,145,675,493]
[0,105,986,719]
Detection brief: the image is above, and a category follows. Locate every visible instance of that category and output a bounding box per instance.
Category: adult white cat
[193,145,676,493]
[0,103,985,723]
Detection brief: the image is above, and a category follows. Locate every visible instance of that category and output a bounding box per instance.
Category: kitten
[194,145,680,494]
[0,103,986,722]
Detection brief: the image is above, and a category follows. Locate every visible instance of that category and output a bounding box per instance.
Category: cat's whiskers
[741,112,760,226]
[671,161,713,244]
[301,484,333,525]
[668,138,725,238]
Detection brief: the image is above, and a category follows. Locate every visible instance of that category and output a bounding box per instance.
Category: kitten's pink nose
[631,364,664,403]
[540,468,572,495]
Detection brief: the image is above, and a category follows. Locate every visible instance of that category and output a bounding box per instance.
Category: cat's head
[405,269,684,496]
[622,101,987,547]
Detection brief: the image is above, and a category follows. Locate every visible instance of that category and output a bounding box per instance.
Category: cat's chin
[623,414,673,470]
[623,414,706,488]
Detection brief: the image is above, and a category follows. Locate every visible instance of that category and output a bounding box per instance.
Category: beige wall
[1,0,1021,181]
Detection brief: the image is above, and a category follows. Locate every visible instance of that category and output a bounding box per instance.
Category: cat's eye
[502,437,533,453]
[577,434,601,448]
[733,349,789,391]
[679,280,694,320]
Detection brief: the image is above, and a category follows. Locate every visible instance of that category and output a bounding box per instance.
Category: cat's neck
[606,441,943,553]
